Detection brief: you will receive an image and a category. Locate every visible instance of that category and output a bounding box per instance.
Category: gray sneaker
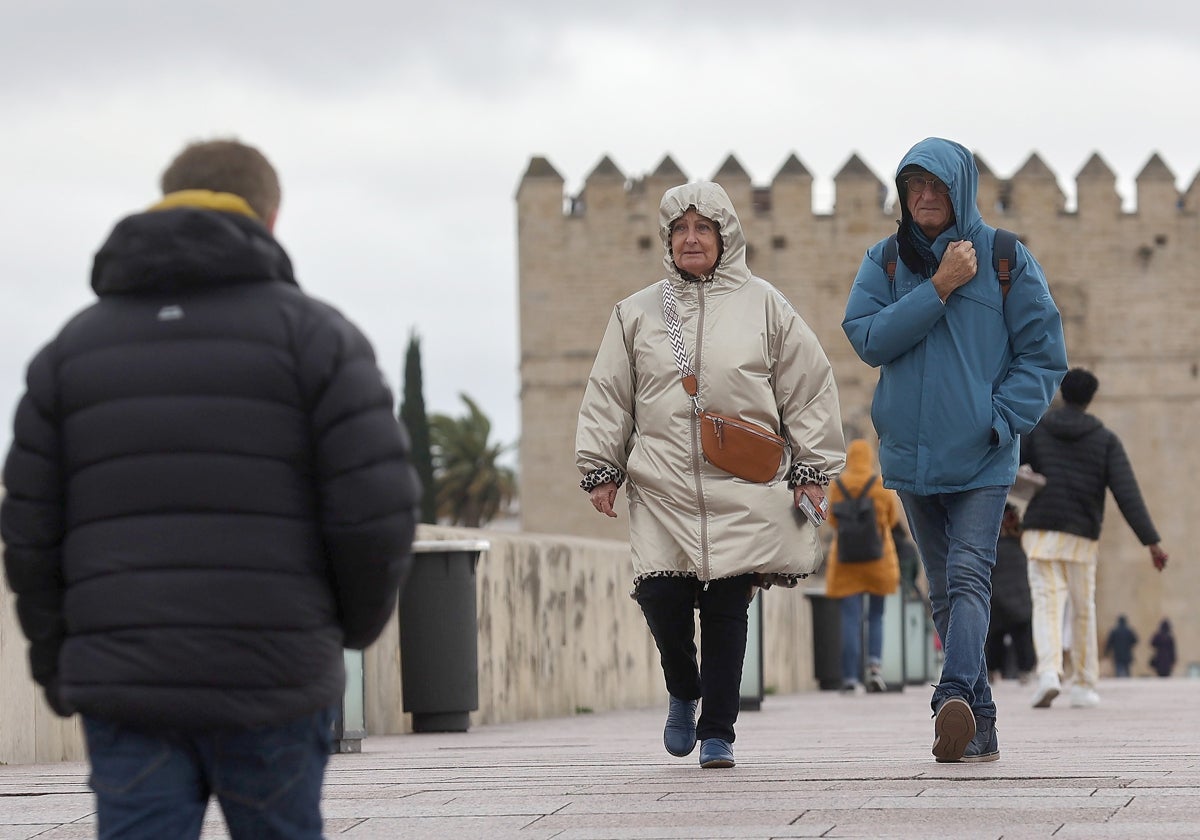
[958,716,999,763]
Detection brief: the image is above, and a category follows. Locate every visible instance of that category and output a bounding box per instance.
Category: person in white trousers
[1019,369,1167,709]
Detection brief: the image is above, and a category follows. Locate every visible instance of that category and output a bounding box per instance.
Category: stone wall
[517,149,1200,677]
[0,524,817,764]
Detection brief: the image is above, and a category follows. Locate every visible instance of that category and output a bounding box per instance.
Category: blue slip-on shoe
[699,738,735,769]
[931,696,976,763]
[958,717,999,763]
[664,696,698,757]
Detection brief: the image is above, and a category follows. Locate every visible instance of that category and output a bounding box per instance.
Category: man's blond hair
[160,139,281,221]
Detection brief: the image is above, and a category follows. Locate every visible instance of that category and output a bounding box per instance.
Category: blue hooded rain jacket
[842,137,1067,494]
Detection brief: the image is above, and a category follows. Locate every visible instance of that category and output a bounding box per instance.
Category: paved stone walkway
[1,677,1197,839]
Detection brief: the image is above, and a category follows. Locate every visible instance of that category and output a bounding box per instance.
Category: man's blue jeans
[840,593,885,684]
[83,706,336,840]
[899,486,1008,720]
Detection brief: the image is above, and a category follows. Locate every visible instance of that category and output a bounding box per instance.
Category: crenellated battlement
[516,148,1200,660]
[518,150,1200,219]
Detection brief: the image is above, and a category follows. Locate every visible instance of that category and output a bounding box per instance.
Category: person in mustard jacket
[825,439,902,693]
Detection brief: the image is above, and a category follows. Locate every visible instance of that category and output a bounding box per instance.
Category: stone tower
[516,149,1200,669]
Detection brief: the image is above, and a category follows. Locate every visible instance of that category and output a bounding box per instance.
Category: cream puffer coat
[576,182,846,585]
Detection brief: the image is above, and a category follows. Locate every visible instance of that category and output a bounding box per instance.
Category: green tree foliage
[430,394,516,528]
[399,330,437,524]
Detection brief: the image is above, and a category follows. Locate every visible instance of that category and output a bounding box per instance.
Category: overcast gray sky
[2,1,1198,461]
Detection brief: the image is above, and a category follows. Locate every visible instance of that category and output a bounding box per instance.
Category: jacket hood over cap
[895,138,983,273]
[658,181,752,286]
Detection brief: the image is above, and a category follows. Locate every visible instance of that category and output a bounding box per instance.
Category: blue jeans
[840,593,885,683]
[83,706,336,840]
[899,486,1008,720]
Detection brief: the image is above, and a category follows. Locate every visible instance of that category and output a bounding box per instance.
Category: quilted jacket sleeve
[297,306,420,650]
[1,344,70,709]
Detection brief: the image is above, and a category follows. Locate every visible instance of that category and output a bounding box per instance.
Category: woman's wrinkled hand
[589,482,619,518]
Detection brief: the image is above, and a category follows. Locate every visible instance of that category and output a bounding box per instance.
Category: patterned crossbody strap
[660,280,701,412]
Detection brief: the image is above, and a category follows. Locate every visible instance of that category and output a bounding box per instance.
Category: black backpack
[883,229,1018,298]
[833,476,883,563]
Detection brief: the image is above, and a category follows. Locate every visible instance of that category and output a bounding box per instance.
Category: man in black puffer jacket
[1,139,419,839]
[1019,368,1167,712]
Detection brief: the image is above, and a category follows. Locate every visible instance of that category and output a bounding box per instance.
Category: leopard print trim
[787,463,831,489]
[580,465,625,491]
[630,570,806,599]
[629,570,696,599]
[755,572,806,589]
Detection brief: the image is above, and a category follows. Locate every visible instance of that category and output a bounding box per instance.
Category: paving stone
[0,678,1197,838]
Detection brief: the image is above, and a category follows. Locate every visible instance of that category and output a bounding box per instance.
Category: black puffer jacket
[1020,405,1159,544]
[1,202,419,730]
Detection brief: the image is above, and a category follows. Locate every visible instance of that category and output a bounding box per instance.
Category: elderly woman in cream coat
[576,181,845,769]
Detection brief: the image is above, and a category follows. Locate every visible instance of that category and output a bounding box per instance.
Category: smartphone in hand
[797,494,825,527]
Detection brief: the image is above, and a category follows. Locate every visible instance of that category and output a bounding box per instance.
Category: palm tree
[429,394,516,527]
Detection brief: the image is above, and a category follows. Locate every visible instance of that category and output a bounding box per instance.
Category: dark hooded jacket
[1,194,419,730]
[1020,404,1159,544]
[843,137,1067,493]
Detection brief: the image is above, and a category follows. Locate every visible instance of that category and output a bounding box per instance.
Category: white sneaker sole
[1031,686,1059,709]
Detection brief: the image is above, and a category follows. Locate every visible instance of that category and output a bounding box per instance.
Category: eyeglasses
[904,175,950,195]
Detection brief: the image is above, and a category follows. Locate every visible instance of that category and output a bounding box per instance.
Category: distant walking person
[843,137,1067,763]
[825,439,901,694]
[1021,368,1168,709]
[1103,615,1138,677]
[1150,619,1177,677]
[1,139,420,840]
[985,504,1035,682]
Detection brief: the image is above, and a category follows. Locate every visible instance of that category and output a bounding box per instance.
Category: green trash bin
[398,540,489,732]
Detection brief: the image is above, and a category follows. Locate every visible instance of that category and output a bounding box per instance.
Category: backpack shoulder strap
[994,228,1017,299]
[860,475,877,497]
[883,235,898,282]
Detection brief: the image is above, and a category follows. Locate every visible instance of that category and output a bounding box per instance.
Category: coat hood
[658,181,752,287]
[92,191,296,296]
[1038,405,1104,441]
[842,438,877,481]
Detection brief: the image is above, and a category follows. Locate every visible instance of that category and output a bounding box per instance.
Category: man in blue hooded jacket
[843,137,1067,763]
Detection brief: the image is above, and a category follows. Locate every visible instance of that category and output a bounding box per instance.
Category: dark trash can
[804,589,843,690]
[398,539,489,732]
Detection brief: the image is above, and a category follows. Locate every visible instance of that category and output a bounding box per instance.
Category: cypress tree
[399,329,437,523]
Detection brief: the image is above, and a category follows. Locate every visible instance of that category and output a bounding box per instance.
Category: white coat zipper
[694,282,712,586]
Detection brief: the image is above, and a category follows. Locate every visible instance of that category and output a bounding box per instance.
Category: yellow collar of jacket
[149,190,259,220]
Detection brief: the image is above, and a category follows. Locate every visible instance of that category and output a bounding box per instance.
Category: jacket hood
[92,192,295,296]
[844,438,876,477]
[1039,405,1104,441]
[836,438,880,494]
[896,137,984,243]
[658,181,752,287]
